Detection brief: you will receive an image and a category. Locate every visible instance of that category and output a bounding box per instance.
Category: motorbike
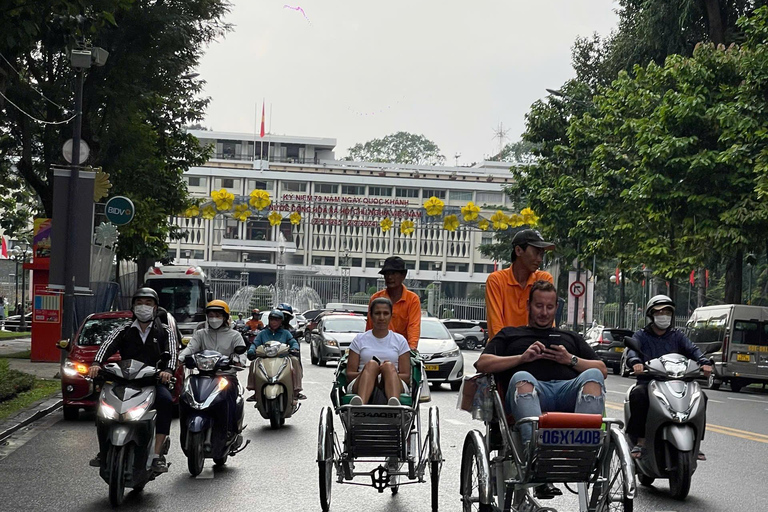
[247,340,300,429]
[623,337,706,500]
[234,323,258,344]
[93,355,175,507]
[180,346,250,476]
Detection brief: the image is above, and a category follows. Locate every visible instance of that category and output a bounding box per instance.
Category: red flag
[260,102,265,138]
[0,236,7,259]
[689,270,695,286]
[705,269,710,288]
[615,267,620,285]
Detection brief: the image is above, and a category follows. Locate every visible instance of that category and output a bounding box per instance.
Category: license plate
[614,347,624,353]
[538,429,602,446]
[424,364,440,371]
[737,353,750,362]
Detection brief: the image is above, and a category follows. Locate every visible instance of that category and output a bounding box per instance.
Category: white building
[169,130,517,298]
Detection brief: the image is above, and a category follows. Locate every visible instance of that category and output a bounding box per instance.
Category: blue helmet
[268,310,284,321]
[277,303,293,315]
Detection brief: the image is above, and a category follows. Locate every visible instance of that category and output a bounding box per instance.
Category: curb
[0,393,63,443]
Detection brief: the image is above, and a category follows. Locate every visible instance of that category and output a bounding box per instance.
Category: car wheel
[464,337,477,350]
[705,372,721,390]
[310,342,319,365]
[612,364,621,375]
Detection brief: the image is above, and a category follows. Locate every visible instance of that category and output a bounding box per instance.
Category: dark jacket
[626,326,708,380]
[94,320,176,369]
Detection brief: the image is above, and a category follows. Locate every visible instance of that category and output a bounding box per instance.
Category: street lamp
[11,242,31,331]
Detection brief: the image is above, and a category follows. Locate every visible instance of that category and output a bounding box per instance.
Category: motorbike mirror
[233,345,247,355]
[623,336,647,360]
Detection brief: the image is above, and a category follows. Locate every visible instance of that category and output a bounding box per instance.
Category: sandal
[631,445,646,459]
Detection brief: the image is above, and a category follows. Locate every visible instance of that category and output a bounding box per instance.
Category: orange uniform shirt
[485,266,554,339]
[366,285,422,349]
[246,319,264,331]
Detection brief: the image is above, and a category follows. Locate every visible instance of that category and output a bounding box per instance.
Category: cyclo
[317,351,443,512]
[459,374,636,512]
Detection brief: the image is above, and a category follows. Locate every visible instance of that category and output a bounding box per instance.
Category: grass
[0,378,60,422]
[0,331,31,340]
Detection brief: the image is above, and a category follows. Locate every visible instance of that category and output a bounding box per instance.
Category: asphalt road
[1,347,767,512]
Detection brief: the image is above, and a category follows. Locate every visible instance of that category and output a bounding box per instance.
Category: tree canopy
[346,131,445,165]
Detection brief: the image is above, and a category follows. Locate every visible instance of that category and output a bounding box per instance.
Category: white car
[418,318,465,390]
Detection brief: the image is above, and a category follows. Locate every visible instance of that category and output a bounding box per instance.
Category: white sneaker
[350,395,363,406]
[388,396,401,406]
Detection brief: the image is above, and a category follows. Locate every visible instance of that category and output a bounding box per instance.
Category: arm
[397,351,411,383]
[485,273,505,340]
[346,350,362,382]
[475,340,548,373]
[543,344,608,378]
[163,324,177,367]
[93,326,123,367]
[178,331,204,362]
[405,295,421,350]
[284,332,299,351]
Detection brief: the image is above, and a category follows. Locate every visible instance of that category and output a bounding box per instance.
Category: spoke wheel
[108,445,127,507]
[187,431,205,476]
[430,460,440,512]
[668,448,692,500]
[318,409,334,512]
[460,434,493,512]
[591,445,633,512]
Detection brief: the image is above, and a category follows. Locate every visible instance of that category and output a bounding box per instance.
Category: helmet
[252,308,260,314]
[268,310,284,321]
[132,287,159,305]
[645,295,675,319]
[276,303,293,315]
[205,300,231,318]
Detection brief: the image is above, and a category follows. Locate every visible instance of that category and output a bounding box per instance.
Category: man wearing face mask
[88,288,176,472]
[625,295,712,460]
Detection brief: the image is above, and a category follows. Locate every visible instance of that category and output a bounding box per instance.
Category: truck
[144,265,210,337]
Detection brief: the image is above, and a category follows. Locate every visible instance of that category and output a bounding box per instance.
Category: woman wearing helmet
[246,310,305,401]
[625,295,712,460]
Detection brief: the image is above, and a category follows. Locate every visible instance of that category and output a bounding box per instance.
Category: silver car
[419,318,465,390]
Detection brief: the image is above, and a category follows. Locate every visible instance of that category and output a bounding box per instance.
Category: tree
[346,131,445,165]
[0,0,229,263]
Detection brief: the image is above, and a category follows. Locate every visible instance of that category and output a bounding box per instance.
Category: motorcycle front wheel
[268,398,283,429]
[108,445,128,507]
[668,448,692,500]
[188,431,205,476]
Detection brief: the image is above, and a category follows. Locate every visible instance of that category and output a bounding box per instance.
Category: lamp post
[275,234,286,305]
[340,249,351,303]
[12,242,31,331]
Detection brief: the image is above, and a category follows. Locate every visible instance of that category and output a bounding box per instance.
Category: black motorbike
[94,354,175,507]
[180,346,249,476]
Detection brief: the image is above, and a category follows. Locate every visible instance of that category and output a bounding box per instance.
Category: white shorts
[348,376,410,394]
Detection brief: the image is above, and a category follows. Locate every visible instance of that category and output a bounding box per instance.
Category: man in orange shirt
[486,229,555,339]
[366,256,421,350]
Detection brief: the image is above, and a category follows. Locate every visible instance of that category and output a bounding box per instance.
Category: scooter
[94,355,175,507]
[247,340,300,429]
[623,337,706,500]
[180,346,250,476]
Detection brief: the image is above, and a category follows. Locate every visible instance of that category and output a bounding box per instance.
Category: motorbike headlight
[194,353,221,371]
[437,348,460,359]
[324,337,338,347]
[265,344,280,357]
[99,400,118,420]
[662,359,688,378]
[124,396,152,421]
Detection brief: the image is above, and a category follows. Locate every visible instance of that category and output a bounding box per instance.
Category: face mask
[134,305,154,322]
[654,314,672,330]
[208,317,224,329]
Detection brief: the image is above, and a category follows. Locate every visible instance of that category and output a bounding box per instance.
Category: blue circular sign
[104,196,135,226]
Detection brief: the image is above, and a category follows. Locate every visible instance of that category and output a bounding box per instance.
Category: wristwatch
[568,355,578,368]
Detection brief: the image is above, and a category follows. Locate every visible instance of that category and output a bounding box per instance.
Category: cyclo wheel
[318,407,334,512]
[589,427,634,512]
[428,406,442,512]
[459,431,493,512]
[108,445,128,507]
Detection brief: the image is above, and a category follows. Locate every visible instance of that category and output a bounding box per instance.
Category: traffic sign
[570,280,586,297]
[104,196,135,226]
[62,139,90,164]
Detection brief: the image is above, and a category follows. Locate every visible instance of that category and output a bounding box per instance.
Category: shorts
[348,375,410,394]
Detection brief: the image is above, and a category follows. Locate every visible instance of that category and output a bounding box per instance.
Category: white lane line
[709,399,723,403]
[444,419,466,426]
[727,397,768,404]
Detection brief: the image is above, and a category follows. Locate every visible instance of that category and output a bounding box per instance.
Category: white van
[684,304,768,392]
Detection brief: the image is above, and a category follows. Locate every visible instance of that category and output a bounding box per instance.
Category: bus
[144,265,209,337]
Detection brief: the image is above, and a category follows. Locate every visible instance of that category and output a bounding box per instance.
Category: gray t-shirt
[349,330,410,371]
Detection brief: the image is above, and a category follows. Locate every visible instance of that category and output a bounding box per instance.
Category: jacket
[178,324,245,362]
[626,326,708,381]
[248,327,298,354]
[95,320,176,369]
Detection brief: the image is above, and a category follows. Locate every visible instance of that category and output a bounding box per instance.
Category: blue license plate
[538,429,602,446]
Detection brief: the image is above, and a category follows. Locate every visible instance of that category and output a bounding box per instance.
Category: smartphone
[372,355,382,364]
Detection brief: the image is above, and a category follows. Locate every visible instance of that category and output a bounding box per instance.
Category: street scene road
[1,348,767,512]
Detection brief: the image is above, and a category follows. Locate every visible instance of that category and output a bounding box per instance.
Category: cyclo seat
[332,350,422,408]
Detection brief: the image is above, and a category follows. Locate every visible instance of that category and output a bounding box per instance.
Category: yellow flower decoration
[289,211,302,225]
[423,196,445,216]
[520,207,539,226]
[267,210,282,226]
[443,214,459,231]
[490,210,509,230]
[509,213,525,228]
[201,205,217,220]
[211,189,235,211]
[249,189,272,210]
[233,203,251,222]
[477,219,490,231]
[184,205,200,218]
[380,217,393,232]
[461,201,480,222]
[400,220,415,236]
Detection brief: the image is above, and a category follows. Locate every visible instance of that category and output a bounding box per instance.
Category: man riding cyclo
[246,309,306,402]
[88,288,177,473]
[476,280,607,499]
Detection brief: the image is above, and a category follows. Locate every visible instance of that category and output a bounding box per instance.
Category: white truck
[144,265,210,337]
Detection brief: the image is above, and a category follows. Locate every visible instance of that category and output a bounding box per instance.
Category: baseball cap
[379,256,407,274]
[511,229,555,250]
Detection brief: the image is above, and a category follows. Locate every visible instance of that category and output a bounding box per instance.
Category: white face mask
[134,305,155,323]
[208,317,224,329]
[654,314,672,330]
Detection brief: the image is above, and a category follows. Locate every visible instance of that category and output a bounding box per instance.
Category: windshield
[685,314,727,343]
[324,317,366,332]
[420,321,451,339]
[78,318,132,346]
[147,278,206,324]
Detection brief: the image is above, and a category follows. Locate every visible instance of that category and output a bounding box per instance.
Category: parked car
[584,326,633,375]
[419,318,465,390]
[309,313,367,366]
[441,319,487,350]
[2,312,32,332]
[58,311,185,420]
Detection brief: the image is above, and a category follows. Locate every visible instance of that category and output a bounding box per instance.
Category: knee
[362,359,380,373]
[582,368,605,384]
[515,381,535,394]
[581,381,602,396]
[380,361,396,374]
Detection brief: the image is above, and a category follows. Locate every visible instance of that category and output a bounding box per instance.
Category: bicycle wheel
[459,431,493,512]
[590,429,634,512]
[318,407,334,512]
[428,406,442,512]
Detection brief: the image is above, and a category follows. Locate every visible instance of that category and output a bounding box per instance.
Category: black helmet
[645,294,675,320]
[132,287,159,305]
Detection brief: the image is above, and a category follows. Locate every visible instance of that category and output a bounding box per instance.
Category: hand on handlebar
[289,349,300,358]
[158,371,173,384]
[701,364,712,377]
[632,363,644,375]
[88,365,101,379]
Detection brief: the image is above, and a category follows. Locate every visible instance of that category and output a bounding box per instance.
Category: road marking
[444,419,466,426]
[708,399,723,403]
[0,412,61,462]
[707,423,768,441]
[727,397,768,404]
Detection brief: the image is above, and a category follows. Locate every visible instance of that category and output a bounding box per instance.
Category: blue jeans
[504,368,606,442]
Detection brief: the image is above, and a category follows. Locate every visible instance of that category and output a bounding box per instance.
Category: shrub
[0,359,36,402]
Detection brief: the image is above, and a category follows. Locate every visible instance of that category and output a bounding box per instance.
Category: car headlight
[99,400,118,420]
[437,348,460,358]
[324,337,338,347]
[62,360,89,377]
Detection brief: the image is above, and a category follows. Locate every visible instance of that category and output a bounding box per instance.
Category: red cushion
[538,412,603,429]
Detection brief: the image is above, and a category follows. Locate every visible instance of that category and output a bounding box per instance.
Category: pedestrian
[365,256,421,349]
[485,229,555,339]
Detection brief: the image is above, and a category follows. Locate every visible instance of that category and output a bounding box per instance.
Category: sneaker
[388,396,401,406]
[350,395,363,406]
[151,455,168,473]
[246,394,258,402]
[89,454,100,467]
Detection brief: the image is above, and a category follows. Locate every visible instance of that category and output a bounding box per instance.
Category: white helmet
[645,294,675,323]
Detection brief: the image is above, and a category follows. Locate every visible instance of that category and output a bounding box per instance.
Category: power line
[0,89,76,125]
[0,51,72,113]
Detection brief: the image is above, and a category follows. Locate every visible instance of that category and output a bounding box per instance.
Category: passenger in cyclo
[347,297,412,406]
[246,310,306,402]
[476,280,608,499]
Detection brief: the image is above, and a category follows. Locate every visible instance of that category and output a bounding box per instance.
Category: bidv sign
[104,196,135,226]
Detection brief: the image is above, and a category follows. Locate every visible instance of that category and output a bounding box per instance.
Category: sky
[197,0,620,165]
